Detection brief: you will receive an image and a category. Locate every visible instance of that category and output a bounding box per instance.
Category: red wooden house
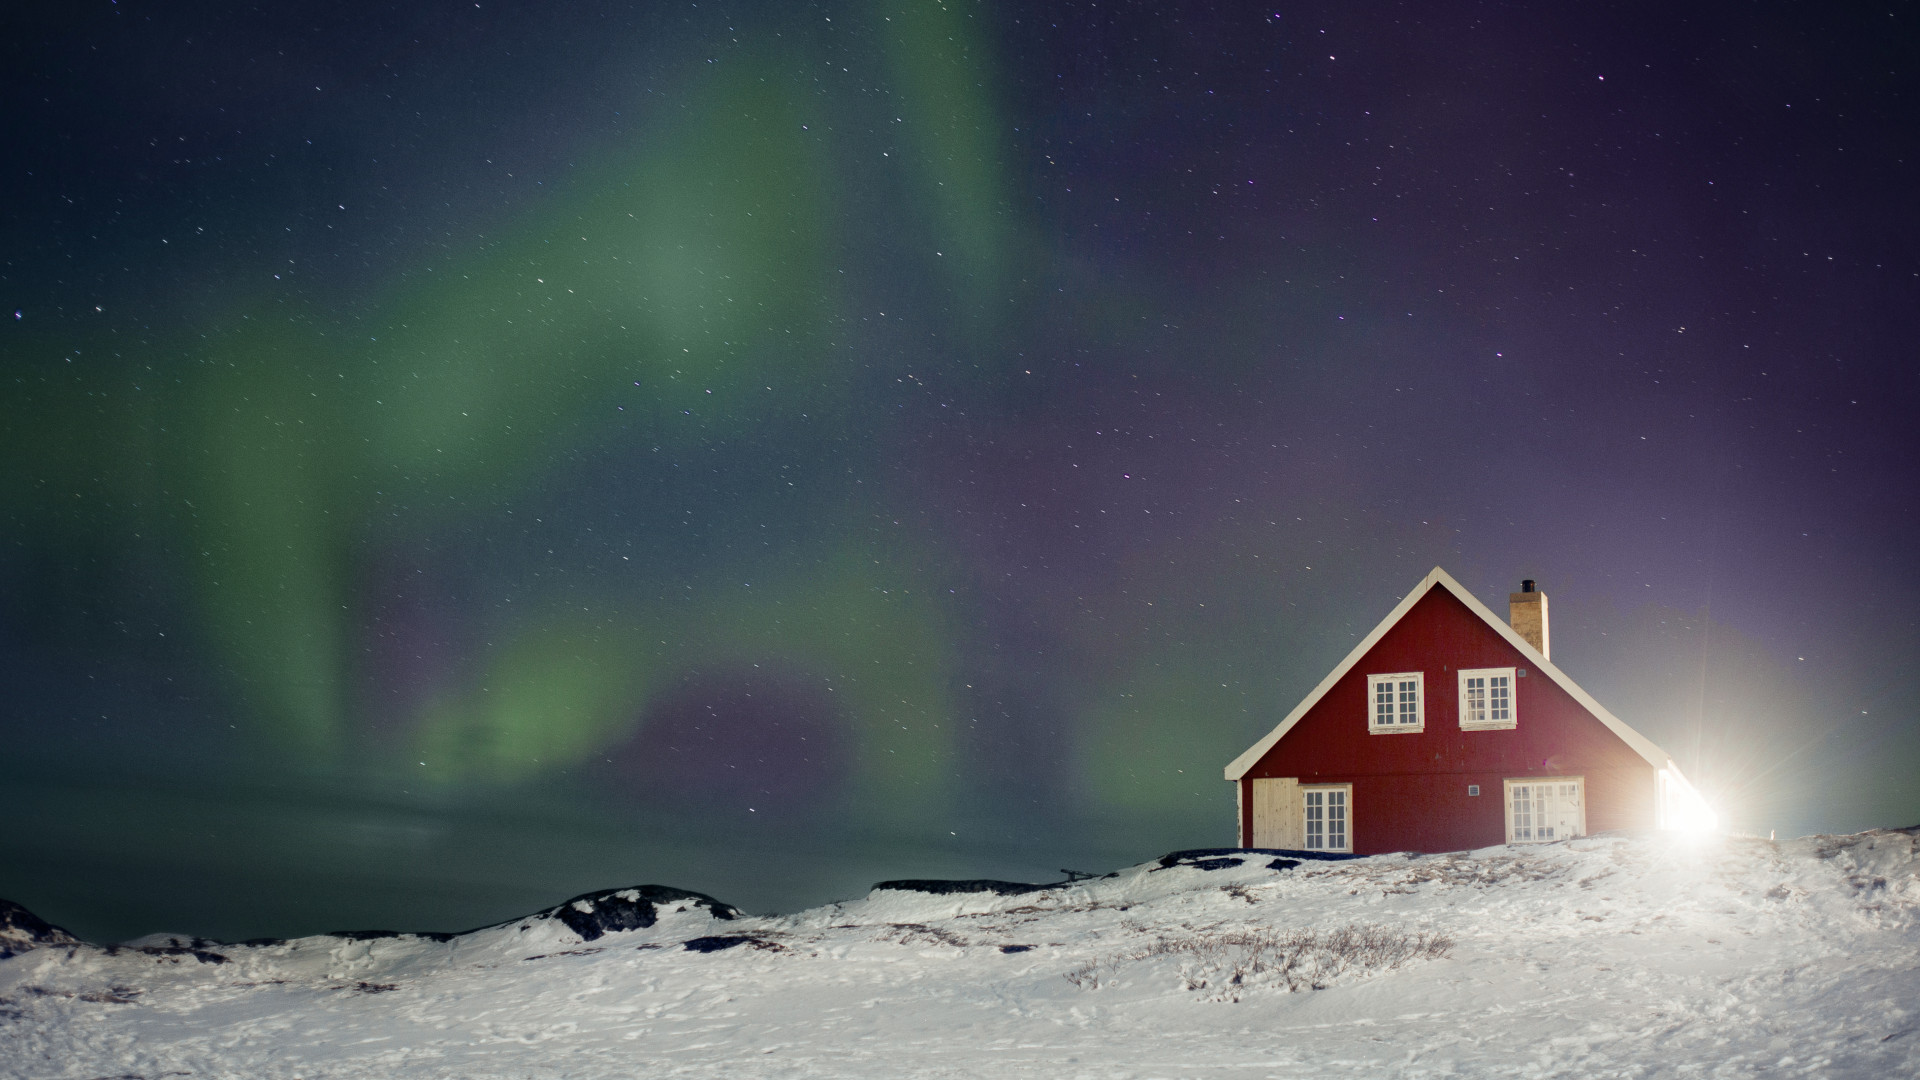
[1225,567,1712,853]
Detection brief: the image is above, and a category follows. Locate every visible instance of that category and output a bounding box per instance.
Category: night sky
[4,1,1916,944]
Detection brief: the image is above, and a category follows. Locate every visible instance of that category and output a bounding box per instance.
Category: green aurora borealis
[13,9,994,788]
[4,1,1917,941]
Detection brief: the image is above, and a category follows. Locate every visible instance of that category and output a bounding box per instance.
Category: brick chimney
[1509,579,1549,660]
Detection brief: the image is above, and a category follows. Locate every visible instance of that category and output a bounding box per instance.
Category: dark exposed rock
[5,884,741,956]
[872,879,1060,897]
[295,886,740,946]
[875,850,1352,894]
[543,886,739,943]
[1153,847,1365,872]
[9,846,1372,956]
[999,944,1034,954]
[0,898,82,959]
[682,934,779,953]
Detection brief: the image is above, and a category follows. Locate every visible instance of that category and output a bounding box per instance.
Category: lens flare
[1658,766,1719,833]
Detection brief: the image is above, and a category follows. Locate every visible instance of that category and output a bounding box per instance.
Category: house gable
[1225,567,1674,782]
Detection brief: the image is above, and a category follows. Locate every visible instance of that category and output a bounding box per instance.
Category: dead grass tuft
[1065,924,1453,1001]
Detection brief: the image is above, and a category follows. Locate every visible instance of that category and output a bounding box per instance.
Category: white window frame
[1366,672,1424,732]
[1301,783,1353,853]
[1503,777,1586,844]
[1458,667,1517,730]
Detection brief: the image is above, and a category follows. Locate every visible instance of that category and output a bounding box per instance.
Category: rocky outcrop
[0,898,82,959]
[537,886,739,942]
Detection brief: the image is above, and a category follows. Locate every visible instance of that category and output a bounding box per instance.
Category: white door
[1505,778,1585,843]
[1302,785,1352,852]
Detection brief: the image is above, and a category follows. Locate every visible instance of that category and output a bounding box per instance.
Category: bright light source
[1658,767,1719,834]
[1670,789,1719,833]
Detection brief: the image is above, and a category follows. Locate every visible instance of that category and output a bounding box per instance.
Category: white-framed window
[1504,777,1585,844]
[1303,784,1352,852]
[1367,672,1424,732]
[1458,667,1517,730]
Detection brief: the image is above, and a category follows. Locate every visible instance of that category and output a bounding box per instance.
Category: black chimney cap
[1520,579,1536,593]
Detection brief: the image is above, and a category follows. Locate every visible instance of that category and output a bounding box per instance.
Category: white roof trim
[1225,567,1673,780]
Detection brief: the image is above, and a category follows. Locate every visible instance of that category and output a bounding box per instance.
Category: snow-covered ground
[2,828,1916,1079]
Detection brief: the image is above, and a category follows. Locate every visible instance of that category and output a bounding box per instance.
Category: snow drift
[2,828,1917,1078]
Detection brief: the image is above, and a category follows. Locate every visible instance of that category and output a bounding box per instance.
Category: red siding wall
[1239,585,1656,854]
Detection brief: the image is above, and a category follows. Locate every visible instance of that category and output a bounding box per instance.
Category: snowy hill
[2,829,1916,1078]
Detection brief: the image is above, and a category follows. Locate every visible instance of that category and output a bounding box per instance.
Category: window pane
[1489,676,1510,722]
[1328,791,1347,850]
[1398,680,1418,723]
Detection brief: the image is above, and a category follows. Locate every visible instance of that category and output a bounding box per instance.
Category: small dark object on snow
[1268,858,1302,871]
[683,934,778,953]
[1000,944,1034,954]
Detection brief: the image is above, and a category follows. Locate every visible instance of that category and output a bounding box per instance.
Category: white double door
[1505,778,1584,843]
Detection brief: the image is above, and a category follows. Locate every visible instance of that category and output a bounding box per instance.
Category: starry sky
[3,1,1916,944]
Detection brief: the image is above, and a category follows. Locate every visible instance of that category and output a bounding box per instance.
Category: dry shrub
[1319,852,1567,894]
[1065,924,1453,1001]
[880,923,971,948]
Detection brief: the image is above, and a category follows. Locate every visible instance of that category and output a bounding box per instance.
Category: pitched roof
[1224,566,1677,781]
